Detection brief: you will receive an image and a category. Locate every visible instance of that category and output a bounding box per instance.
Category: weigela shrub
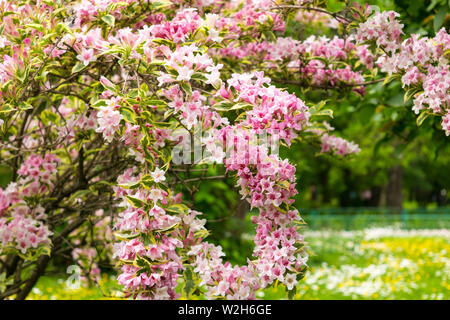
[0,0,447,300]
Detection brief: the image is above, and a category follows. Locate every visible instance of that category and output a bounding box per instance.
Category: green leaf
[292,218,307,226]
[118,181,141,189]
[120,106,137,124]
[183,267,196,298]
[99,46,127,56]
[230,102,253,111]
[25,23,45,32]
[314,100,328,111]
[191,72,207,82]
[404,87,422,103]
[288,286,297,300]
[101,14,115,27]
[36,245,51,257]
[306,122,328,132]
[114,232,140,241]
[40,110,59,125]
[194,229,210,239]
[416,110,429,126]
[19,102,33,111]
[139,175,154,189]
[15,67,29,83]
[134,255,168,270]
[126,195,146,208]
[383,74,401,86]
[263,30,276,42]
[155,223,180,234]
[146,99,168,107]
[312,109,334,118]
[180,82,192,97]
[92,99,108,108]
[277,180,290,190]
[152,38,174,47]
[72,62,86,74]
[427,0,441,11]
[128,89,139,99]
[68,189,92,202]
[327,0,346,13]
[434,5,448,31]
[0,272,14,292]
[151,0,173,10]
[165,203,189,215]
[212,101,233,111]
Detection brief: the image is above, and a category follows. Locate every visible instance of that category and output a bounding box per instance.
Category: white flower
[153,286,170,300]
[149,188,164,203]
[151,168,166,183]
[216,280,229,296]
[283,273,298,291]
[190,218,206,232]
[176,65,194,81]
[208,28,222,43]
[157,73,174,87]
[0,36,10,48]
[204,13,220,28]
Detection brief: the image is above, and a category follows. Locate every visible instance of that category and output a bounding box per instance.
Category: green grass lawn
[27,228,449,300]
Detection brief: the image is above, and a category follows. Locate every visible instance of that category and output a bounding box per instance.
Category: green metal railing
[301,207,450,230]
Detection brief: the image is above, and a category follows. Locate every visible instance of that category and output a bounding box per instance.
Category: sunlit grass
[27,274,123,300]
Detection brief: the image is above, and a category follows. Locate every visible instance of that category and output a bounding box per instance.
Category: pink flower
[216,280,229,295]
[76,48,97,66]
[96,103,122,142]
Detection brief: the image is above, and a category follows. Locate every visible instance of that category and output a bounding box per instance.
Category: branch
[182,175,226,183]
[273,77,385,89]
[270,5,353,24]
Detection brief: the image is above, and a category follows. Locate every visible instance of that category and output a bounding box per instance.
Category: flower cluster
[0,154,58,256]
[319,133,362,157]
[215,35,372,93]
[162,84,223,131]
[95,98,123,143]
[112,168,207,299]
[356,11,450,134]
[15,153,60,197]
[0,214,52,254]
[224,71,311,145]
[187,132,307,299]
[180,71,315,298]
[73,0,140,26]
[57,98,98,141]
[356,11,404,53]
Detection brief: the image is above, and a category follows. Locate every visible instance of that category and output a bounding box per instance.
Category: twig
[270,5,353,24]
